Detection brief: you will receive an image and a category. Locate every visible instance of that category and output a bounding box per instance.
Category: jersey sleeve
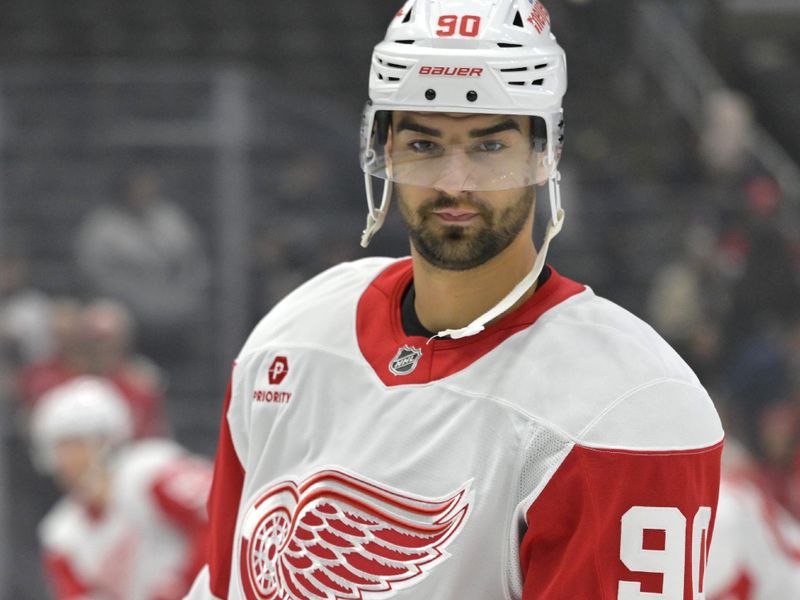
[149,455,213,599]
[520,441,723,599]
[185,374,246,599]
[41,551,92,600]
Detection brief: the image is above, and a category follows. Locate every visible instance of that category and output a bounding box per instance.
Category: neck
[411,228,538,334]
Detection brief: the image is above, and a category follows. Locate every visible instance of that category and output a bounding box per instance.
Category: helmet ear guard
[375,110,392,147]
[532,116,548,153]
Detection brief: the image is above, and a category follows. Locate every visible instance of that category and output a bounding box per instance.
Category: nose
[432,149,476,197]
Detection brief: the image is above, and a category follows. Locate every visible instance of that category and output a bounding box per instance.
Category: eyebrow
[468,119,521,138]
[394,116,522,138]
[395,117,441,137]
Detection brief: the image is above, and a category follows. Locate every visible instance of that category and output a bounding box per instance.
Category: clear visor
[361,110,550,192]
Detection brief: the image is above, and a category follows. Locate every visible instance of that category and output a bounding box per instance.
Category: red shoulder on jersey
[521,442,723,598]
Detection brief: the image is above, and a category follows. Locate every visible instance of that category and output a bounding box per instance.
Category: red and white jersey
[187,257,723,600]
[705,474,800,600]
[40,439,212,600]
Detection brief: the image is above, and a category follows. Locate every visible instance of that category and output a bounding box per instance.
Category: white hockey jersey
[705,472,800,599]
[187,257,723,599]
[39,439,212,600]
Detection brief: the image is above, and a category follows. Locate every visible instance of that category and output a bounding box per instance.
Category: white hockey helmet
[360,0,566,246]
[360,0,567,339]
[30,376,133,473]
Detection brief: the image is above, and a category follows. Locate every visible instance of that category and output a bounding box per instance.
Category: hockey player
[31,377,211,600]
[704,441,800,599]
[187,1,723,598]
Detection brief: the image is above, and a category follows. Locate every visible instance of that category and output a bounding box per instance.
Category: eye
[475,140,506,153]
[408,140,441,155]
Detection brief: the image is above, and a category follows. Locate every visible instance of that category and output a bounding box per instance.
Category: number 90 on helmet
[359,0,567,247]
[29,376,133,473]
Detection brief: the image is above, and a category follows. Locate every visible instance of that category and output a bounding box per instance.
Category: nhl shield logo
[389,345,423,376]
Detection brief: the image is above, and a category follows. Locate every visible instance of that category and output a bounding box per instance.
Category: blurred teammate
[705,441,800,600]
[31,377,211,600]
[188,1,723,598]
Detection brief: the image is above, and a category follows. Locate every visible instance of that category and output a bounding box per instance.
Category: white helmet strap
[361,174,394,248]
[433,168,564,340]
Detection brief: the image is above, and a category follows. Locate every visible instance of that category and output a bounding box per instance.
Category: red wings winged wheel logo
[238,469,473,599]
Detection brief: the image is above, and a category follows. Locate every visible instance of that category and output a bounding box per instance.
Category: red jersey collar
[356,258,585,386]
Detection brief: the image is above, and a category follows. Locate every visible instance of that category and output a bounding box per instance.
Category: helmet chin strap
[432,168,564,341]
[361,175,394,248]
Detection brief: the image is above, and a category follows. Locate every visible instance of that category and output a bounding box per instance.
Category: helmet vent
[509,79,545,86]
[497,42,523,48]
[493,55,558,91]
[377,57,408,70]
[402,7,413,23]
[396,40,416,45]
[513,12,524,28]
[373,51,414,86]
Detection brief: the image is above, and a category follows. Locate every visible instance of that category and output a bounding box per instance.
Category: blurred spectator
[17,299,85,409]
[706,439,800,600]
[721,320,800,520]
[78,299,168,439]
[693,93,800,350]
[698,90,756,182]
[722,178,800,349]
[695,90,768,243]
[19,299,168,439]
[74,165,210,361]
[646,222,727,385]
[0,233,54,371]
[30,377,211,600]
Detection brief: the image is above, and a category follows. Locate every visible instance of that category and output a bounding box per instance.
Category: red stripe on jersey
[207,375,246,598]
[709,570,753,600]
[42,552,92,599]
[521,441,723,599]
[357,259,585,386]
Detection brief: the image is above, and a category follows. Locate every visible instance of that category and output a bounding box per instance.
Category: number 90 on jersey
[619,506,712,599]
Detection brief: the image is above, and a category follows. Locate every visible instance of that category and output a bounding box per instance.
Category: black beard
[398,188,535,271]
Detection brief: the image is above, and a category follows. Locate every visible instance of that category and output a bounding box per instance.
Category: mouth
[431,209,480,224]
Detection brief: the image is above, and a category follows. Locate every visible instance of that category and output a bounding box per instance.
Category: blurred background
[0,0,799,597]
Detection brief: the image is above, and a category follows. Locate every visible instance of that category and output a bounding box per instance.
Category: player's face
[52,437,105,493]
[390,112,537,271]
